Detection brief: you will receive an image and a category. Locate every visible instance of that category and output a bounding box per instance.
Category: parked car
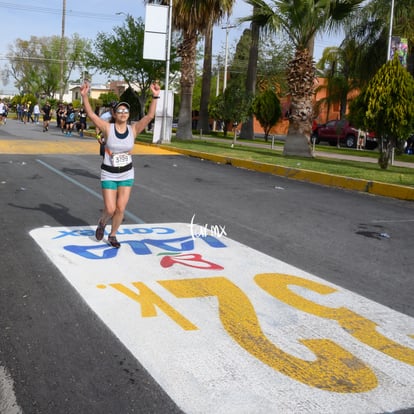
[311,119,378,150]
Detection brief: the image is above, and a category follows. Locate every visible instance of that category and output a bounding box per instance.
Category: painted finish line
[30,223,414,414]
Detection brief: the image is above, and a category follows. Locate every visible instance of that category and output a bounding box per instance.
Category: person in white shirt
[0,100,5,125]
[33,103,41,124]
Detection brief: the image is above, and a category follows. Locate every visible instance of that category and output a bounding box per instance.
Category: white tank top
[101,123,135,181]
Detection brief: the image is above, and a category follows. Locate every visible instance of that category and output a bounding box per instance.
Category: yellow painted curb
[157,146,414,201]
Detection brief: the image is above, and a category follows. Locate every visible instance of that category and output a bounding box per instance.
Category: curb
[154,145,414,202]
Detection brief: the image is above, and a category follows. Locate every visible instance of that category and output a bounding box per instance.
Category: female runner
[80,81,160,248]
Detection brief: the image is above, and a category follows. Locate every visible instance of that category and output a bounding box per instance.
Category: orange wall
[313,78,342,124]
[253,117,290,136]
[250,77,348,136]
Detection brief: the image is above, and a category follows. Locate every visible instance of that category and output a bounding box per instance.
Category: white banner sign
[143,4,168,61]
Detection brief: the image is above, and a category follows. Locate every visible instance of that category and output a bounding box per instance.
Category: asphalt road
[1,120,414,413]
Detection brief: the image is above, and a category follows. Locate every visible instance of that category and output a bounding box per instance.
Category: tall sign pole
[59,0,66,101]
[387,0,395,60]
[162,0,173,143]
[144,2,173,143]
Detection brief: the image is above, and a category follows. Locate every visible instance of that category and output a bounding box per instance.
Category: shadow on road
[8,202,90,227]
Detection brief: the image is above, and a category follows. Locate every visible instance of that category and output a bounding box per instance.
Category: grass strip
[139,135,414,188]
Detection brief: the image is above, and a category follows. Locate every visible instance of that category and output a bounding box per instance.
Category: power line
[0,55,70,63]
[0,1,123,21]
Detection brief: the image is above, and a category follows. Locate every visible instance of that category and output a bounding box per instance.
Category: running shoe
[108,235,121,248]
[95,220,106,241]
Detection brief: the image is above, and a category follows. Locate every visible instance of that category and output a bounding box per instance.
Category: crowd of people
[0,98,137,141]
[55,102,89,137]
[1,100,91,137]
[15,102,42,125]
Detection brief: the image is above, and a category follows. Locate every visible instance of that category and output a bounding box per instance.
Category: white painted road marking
[30,223,414,414]
[0,366,23,414]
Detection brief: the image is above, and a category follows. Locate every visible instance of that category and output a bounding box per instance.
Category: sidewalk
[194,135,414,169]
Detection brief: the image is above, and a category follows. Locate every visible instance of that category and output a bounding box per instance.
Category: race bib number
[111,152,132,167]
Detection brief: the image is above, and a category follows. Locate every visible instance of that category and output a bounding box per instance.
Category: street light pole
[162,0,173,143]
[59,0,66,101]
[387,0,395,60]
[212,57,220,131]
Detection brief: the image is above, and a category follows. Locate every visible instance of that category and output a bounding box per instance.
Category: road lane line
[36,159,145,224]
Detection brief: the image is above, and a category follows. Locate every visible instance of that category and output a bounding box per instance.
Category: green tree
[342,0,414,81]
[209,83,252,137]
[252,89,282,141]
[348,56,414,169]
[219,29,291,137]
[239,6,260,140]
[316,39,360,121]
[41,37,62,97]
[212,31,254,137]
[227,30,292,98]
[316,47,342,122]
[88,15,179,119]
[4,34,90,97]
[98,91,119,106]
[172,0,235,139]
[257,35,293,96]
[227,29,251,86]
[243,0,363,157]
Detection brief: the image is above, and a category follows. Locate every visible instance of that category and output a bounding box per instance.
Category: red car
[311,119,378,149]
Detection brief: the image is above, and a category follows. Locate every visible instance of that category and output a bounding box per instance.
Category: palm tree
[315,52,340,122]
[340,3,390,87]
[172,0,235,139]
[243,0,363,157]
[315,39,359,122]
[341,0,414,80]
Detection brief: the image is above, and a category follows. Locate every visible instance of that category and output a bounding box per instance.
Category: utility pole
[59,0,66,101]
[212,57,220,131]
[221,21,236,92]
[215,60,220,97]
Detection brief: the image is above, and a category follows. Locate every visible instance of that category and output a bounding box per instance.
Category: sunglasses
[116,108,129,114]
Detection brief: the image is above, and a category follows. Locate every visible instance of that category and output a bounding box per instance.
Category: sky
[0,0,342,95]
